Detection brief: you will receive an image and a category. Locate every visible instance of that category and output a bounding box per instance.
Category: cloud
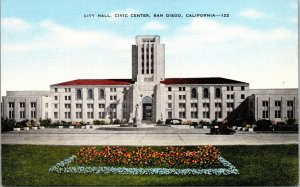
[288,17,297,24]
[109,8,138,21]
[240,9,265,19]
[1,17,31,31]
[143,21,168,31]
[164,18,297,89]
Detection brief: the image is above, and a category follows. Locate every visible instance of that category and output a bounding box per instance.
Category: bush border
[49,155,239,175]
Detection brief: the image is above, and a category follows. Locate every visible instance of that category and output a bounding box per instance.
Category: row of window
[9,102,37,108]
[262,110,294,119]
[262,101,294,107]
[167,92,245,100]
[167,86,245,92]
[54,93,121,101]
[167,102,234,109]
[54,103,117,109]
[167,111,222,119]
[54,87,119,93]
[11,111,36,119]
[53,111,117,119]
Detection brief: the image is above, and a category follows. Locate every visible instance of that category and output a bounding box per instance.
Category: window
[45,103,48,108]
[179,95,186,100]
[262,101,269,107]
[231,94,234,99]
[168,87,172,91]
[241,86,245,91]
[76,104,82,108]
[54,104,58,108]
[99,112,106,119]
[99,89,105,99]
[55,96,58,100]
[110,88,117,92]
[76,112,82,119]
[179,87,185,91]
[110,111,117,118]
[87,112,94,119]
[110,104,116,108]
[203,111,210,118]
[9,111,14,119]
[191,88,197,99]
[287,101,294,118]
[65,112,71,119]
[99,104,105,108]
[275,110,281,118]
[203,88,209,98]
[215,103,222,108]
[275,101,281,107]
[241,94,245,99]
[54,88,58,92]
[20,111,25,118]
[45,112,48,119]
[9,102,14,108]
[20,102,25,108]
[168,103,172,108]
[87,89,93,100]
[68,88,71,92]
[168,111,172,119]
[227,103,234,108]
[227,86,234,91]
[262,111,269,118]
[54,112,58,119]
[179,103,186,108]
[203,103,210,108]
[87,104,94,109]
[65,104,71,108]
[191,112,198,118]
[76,89,82,99]
[168,95,172,100]
[65,88,68,92]
[215,88,221,98]
[114,96,117,100]
[65,96,68,100]
[179,112,186,118]
[31,111,36,118]
[191,103,198,108]
[31,102,36,108]
[215,111,222,119]
[227,95,230,99]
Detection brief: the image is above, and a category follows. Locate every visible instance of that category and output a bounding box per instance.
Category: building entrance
[143,104,152,120]
[142,96,153,121]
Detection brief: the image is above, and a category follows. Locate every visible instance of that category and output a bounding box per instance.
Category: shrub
[15,119,29,128]
[120,119,127,125]
[52,121,61,126]
[1,117,15,132]
[254,119,272,131]
[93,120,101,125]
[156,120,163,125]
[39,118,52,126]
[113,119,121,124]
[286,118,298,125]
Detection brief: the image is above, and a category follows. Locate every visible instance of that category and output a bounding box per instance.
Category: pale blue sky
[1,0,298,96]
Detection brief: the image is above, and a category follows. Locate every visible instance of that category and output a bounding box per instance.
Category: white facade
[1,35,298,123]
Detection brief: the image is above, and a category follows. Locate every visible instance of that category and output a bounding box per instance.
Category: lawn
[1,144,298,186]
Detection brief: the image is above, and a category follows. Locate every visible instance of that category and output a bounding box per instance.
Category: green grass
[1,144,298,186]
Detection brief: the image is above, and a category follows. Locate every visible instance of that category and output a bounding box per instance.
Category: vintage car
[210,126,236,135]
[165,118,183,125]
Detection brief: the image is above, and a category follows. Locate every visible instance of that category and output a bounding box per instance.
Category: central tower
[132,35,165,83]
[130,35,166,123]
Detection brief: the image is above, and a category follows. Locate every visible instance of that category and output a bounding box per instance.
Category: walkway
[1,126,298,146]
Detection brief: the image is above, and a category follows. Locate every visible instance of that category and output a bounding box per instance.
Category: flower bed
[49,146,239,175]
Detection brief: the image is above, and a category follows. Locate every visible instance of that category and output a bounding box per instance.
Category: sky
[1,0,298,96]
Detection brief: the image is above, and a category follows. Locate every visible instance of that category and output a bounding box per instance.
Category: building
[1,35,298,124]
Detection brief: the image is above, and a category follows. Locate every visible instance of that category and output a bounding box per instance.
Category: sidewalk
[1,127,298,146]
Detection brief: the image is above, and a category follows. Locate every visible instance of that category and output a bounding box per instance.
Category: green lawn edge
[1,144,299,186]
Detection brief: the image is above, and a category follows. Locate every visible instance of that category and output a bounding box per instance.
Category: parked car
[210,126,236,135]
[165,118,182,125]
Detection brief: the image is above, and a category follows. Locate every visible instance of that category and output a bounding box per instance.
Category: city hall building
[2,35,298,124]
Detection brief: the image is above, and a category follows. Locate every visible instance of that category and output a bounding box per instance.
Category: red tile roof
[52,77,248,86]
[52,79,133,86]
[161,77,248,85]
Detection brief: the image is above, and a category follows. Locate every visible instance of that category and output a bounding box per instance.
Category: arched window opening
[215,88,221,98]
[99,89,105,99]
[191,88,197,99]
[203,88,209,98]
